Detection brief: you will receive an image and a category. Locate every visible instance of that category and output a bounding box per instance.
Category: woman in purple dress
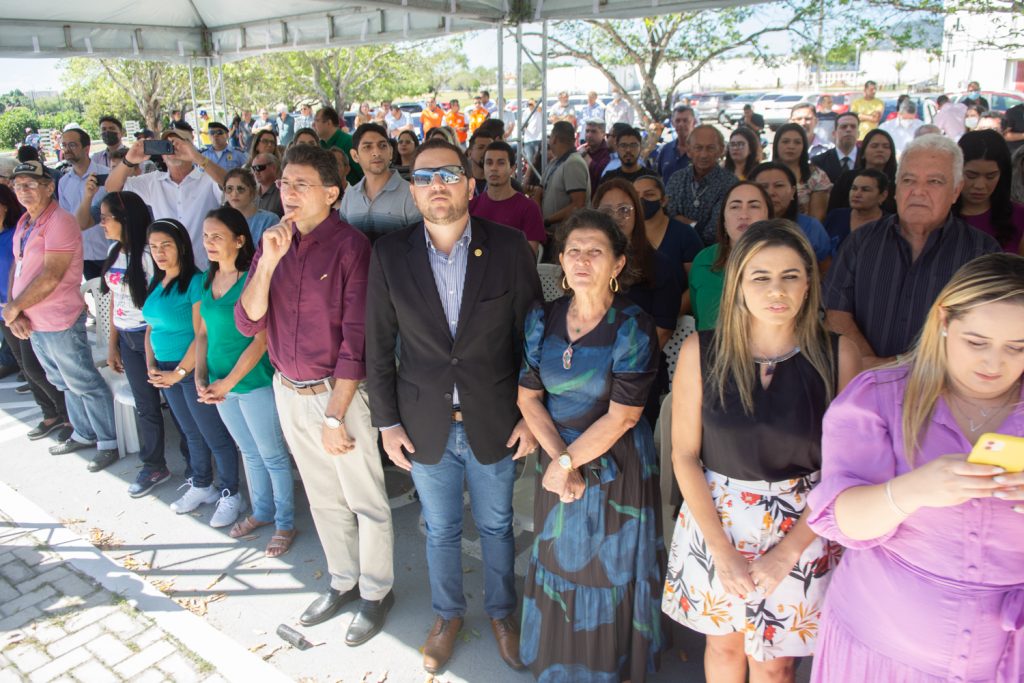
[808,252,1024,682]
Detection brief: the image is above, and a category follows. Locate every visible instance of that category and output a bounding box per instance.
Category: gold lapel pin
[474,248,483,257]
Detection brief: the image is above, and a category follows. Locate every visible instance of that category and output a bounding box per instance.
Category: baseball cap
[134,128,155,139]
[12,161,48,179]
[1005,104,1024,134]
[162,128,192,142]
[208,121,229,134]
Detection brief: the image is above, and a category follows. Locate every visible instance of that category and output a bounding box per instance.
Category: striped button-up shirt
[425,221,472,404]
[824,213,999,358]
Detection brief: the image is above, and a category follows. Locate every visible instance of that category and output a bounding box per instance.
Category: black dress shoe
[345,591,395,647]
[87,449,119,472]
[27,420,64,441]
[299,586,359,627]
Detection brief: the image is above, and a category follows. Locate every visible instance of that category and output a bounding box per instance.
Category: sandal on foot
[229,515,271,539]
[265,529,297,558]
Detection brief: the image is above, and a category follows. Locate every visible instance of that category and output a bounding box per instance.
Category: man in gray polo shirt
[529,121,590,239]
[340,123,421,244]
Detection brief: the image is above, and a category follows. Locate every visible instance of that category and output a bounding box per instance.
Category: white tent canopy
[1,0,759,61]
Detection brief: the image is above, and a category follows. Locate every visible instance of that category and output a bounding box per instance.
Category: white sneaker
[209,490,243,528]
[169,479,219,514]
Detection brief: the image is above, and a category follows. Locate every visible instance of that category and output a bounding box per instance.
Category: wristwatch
[324,415,344,430]
[557,451,573,472]
[174,366,187,377]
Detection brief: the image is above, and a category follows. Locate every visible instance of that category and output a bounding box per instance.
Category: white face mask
[965,117,980,130]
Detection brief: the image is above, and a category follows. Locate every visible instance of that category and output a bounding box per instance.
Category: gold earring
[561,276,570,290]
[609,276,619,293]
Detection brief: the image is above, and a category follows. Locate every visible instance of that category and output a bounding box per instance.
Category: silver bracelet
[884,479,912,517]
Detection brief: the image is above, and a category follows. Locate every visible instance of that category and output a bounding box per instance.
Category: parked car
[752,93,782,116]
[762,93,817,129]
[880,96,937,124]
[722,92,764,124]
[948,90,1024,114]
[693,92,735,123]
[819,92,858,114]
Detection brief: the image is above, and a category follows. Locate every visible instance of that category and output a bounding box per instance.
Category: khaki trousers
[273,375,394,599]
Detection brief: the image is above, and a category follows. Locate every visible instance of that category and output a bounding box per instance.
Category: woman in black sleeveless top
[661,220,860,682]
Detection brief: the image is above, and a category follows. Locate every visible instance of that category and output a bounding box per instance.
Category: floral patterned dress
[518,296,666,683]
[661,330,842,661]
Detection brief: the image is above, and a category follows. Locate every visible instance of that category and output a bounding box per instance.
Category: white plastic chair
[536,263,564,303]
[80,278,140,456]
[535,243,544,266]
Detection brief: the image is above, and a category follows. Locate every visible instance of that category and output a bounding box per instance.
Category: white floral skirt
[661,469,842,661]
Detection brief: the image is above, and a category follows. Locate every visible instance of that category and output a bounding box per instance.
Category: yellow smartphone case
[967,433,1024,473]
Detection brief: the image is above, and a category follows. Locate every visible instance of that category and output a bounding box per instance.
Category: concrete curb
[0,479,293,683]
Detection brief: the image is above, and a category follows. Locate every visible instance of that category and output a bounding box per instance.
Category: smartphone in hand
[143,140,175,156]
[967,433,1024,473]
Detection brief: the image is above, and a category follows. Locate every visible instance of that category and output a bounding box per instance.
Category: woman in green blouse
[689,183,773,330]
[194,207,296,557]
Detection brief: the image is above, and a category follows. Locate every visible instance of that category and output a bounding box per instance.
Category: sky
[0,29,523,95]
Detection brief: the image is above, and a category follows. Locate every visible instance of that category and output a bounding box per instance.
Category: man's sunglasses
[410,165,465,187]
[251,164,269,172]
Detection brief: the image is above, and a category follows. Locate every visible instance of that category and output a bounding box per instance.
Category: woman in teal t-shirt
[141,219,241,529]
[195,207,296,557]
[689,182,773,330]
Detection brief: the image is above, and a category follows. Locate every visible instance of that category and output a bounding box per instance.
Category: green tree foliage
[0,107,36,149]
[525,0,937,124]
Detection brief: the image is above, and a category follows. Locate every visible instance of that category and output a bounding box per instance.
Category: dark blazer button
[450,358,459,365]
[444,392,452,401]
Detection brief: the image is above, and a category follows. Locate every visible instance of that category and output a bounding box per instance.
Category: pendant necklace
[691,179,710,208]
[563,304,584,370]
[753,346,801,376]
[949,384,1018,433]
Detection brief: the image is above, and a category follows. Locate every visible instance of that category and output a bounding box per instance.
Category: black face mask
[642,198,663,220]
[101,131,121,146]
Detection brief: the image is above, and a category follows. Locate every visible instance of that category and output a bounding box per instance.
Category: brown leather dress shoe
[423,616,463,673]
[490,616,525,670]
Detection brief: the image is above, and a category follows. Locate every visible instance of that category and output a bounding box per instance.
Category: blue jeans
[216,386,294,530]
[118,330,167,469]
[31,315,116,450]
[156,360,239,494]
[410,422,516,620]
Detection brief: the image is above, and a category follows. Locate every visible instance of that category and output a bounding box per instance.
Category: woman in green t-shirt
[689,183,773,331]
[194,207,296,558]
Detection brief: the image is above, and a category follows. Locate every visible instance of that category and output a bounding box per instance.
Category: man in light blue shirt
[201,122,248,171]
[577,91,605,140]
[57,128,109,279]
[385,105,414,138]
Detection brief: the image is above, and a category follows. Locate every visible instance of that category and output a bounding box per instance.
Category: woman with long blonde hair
[663,219,860,682]
[807,252,1024,683]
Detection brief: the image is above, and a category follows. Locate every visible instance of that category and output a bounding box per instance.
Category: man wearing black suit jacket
[366,139,542,675]
[812,111,860,184]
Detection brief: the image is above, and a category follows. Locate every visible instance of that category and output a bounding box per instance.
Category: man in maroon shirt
[235,144,394,646]
[469,141,546,257]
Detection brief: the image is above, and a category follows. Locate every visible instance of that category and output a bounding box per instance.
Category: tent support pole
[205,59,217,122]
[187,56,199,144]
[219,57,228,121]
[496,19,504,116]
[540,20,548,176]
[515,22,524,182]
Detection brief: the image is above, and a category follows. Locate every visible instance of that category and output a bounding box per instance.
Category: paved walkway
[0,517,225,683]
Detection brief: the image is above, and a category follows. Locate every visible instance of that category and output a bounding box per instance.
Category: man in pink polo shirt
[2,161,119,471]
